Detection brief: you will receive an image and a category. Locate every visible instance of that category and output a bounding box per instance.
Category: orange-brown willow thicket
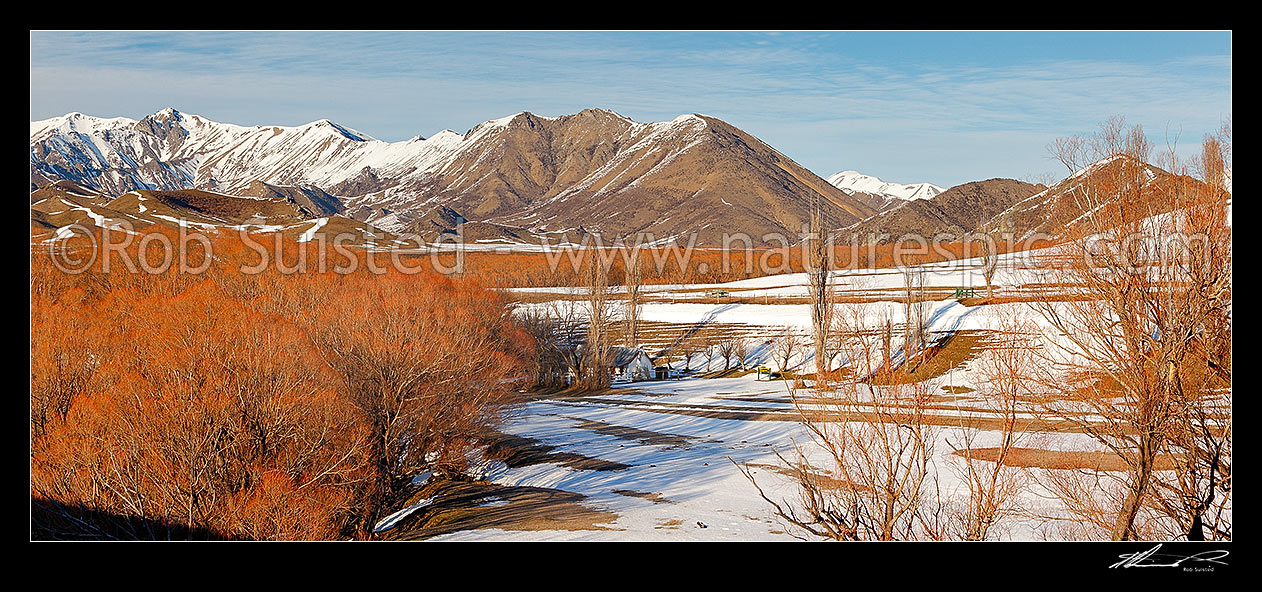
[31,227,532,540]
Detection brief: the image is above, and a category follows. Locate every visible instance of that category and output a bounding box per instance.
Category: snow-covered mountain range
[36,108,1206,247]
[31,108,882,243]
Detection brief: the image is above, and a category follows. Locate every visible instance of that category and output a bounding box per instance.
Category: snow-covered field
[433,377,812,541]
[509,248,1050,299]
[430,372,1090,541]
[423,257,1112,541]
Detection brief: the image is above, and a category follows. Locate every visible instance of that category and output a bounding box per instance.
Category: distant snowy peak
[825,170,944,201]
[30,111,139,139]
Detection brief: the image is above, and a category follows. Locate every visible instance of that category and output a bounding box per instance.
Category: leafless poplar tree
[733,338,751,371]
[581,249,615,390]
[880,314,894,374]
[976,232,999,300]
[624,246,643,350]
[902,265,928,358]
[806,197,834,379]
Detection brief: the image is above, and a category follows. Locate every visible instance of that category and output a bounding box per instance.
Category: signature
[1110,544,1229,569]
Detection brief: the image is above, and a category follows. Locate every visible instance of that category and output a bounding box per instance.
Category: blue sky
[29,30,1231,188]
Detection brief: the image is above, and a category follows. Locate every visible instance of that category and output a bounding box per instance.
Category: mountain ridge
[35,108,1194,249]
[31,108,877,244]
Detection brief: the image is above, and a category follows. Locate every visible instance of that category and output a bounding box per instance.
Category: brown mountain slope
[979,156,1175,240]
[31,188,402,250]
[31,191,151,237]
[236,180,344,218]
[30,179,104,205]
[340,110,875,245]
[105,189,313,226]
[388,204,528,244]
[843,178,1045,241]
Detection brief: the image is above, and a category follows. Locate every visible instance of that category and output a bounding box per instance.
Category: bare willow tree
[772,326,802,373]
[676,330,698,372]
[701,329,718,372]
[734,337,752,371]
[518,300,587,387]
[1029,118,1232,540]
[1147,125,1233,541]
[516,305,561,387]
[30,300,103,443]
[716,335,744,372]
[937,306,1037,540]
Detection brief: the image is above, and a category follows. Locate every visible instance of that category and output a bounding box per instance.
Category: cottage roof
[610,346,649,368]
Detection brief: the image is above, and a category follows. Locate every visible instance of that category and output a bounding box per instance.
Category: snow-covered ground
[433,377,811,540]
[424,252,1224,541]
[429,260,1098,540]
[430,373,1086,541]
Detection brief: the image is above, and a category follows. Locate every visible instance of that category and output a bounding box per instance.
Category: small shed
[611,347,654,382]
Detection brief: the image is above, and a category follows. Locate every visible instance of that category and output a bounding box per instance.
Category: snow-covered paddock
[429,373,1096,541]
[423,261,1187,541]
[508,247,1055,301]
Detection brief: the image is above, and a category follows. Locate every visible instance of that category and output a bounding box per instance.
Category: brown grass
[385,480,622,540]
[561,416,695,447]
[954,447,1180,472]
[480,428,630,472]
[743,462,865,492]
[868,330,991,385]
[553,395,1102,434]
[611,489,674,504]
[955,292,1095,306]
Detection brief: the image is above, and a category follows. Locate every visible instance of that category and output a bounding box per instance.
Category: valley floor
[384,372,1099,541]
[374,257,1227,541]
